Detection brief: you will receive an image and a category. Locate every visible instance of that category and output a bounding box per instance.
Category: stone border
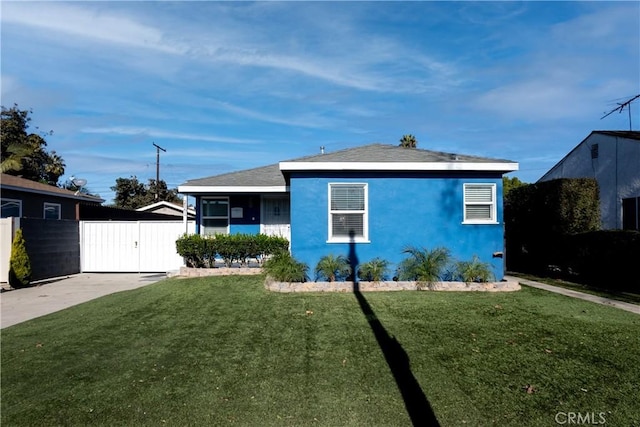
[173,267,521,292]
[173,266,264,277]
[266,278,521,293]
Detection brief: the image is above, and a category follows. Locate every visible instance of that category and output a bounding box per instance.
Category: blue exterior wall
[229,195,261,235]
[289,171,506,281]
[194,195,261,235]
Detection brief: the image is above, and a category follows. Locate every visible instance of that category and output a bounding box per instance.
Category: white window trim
[1,198,22,218]
[200,197,229,235]
[327,182,370,243]
[462,183,498,225]
[43,202,61,220]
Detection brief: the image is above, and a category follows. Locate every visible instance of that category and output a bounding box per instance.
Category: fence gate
[80,221,194,272]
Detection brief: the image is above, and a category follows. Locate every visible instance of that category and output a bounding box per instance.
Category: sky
[2,1,639,204]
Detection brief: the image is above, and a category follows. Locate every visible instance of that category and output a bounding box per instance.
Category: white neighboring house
[136,201,196,219]
[538,131,640,230]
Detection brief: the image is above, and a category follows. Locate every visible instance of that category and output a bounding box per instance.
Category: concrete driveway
[0,273,166,329]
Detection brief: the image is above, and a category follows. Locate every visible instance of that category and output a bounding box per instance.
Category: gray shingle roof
[180,144,517,190]
[282,143,514,163]
[181,163,285,187]
[593,131,640,141]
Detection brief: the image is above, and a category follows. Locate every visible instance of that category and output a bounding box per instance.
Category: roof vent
[450,154,459,161]
[320,146,325,154]
[591,144,599,159]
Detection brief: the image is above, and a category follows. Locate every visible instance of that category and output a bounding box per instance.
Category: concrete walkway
[506,275,640,315]
[0,273,165,329]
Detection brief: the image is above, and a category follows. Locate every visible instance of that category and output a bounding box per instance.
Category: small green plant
[398,246,451,289]
[357,258,390,282]
[455,255,494,284]
[9,228,32,289]
[314,254,351,282]
[263,251,308,283]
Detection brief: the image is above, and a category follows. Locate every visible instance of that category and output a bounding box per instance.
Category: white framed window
[201,198,229,236]
[1,198,22,218]
[463,183,497,224]
[328,183,369,242]
[44,202,61,220]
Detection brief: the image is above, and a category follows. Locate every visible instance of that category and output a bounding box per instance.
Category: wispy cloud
[81,127,261,144]
[2,2,184,54]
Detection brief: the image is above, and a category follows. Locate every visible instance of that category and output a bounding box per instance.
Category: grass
[2,275,639,426]
[510,272,640,305]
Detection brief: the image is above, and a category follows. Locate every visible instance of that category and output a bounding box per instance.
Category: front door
[261,196,291,243]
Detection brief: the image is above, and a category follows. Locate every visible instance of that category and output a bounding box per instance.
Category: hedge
[558,231,640,291]
[176,233,289,268]
[505,178,600,273]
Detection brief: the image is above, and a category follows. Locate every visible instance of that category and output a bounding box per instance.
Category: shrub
[315,254,351,282]
[9,228,32,289]
[176,233,290,268]
[263,251,308,283]
[175,233,207,267]
[398,246,451,289]
[357,258,390,282]
[454,255,494,283]
[505,177,600,272]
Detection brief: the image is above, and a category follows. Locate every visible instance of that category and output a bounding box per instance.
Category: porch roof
[179,163,288,194]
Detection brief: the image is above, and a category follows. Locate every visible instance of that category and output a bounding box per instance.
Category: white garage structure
[80,221,195,272]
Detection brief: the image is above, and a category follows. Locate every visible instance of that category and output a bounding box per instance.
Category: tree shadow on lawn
[349,233,440,427]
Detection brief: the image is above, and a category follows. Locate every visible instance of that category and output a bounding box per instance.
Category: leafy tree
[399,134,418,148]
[1,104,65,185]
[503,176,527,202]
[110,176,181,209]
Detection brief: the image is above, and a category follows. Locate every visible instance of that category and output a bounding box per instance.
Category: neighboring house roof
[538,130,640,182]
[179,144,518,194]
[0,173,104,203]
[136,200,196,217]
[590,130,640,141]
[79,204,185,220]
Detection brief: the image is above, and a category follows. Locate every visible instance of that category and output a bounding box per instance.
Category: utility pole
[153,142,166,199]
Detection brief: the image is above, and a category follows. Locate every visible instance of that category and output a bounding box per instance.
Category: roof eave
[178,185,290,194]
[0,184,105,203]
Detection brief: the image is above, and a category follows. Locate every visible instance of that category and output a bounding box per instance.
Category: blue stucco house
[178,144,518,280]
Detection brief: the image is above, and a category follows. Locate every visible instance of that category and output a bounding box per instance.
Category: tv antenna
[153,142,166,199]
[601,94,640,130]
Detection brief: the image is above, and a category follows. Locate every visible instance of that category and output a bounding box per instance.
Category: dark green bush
[561,231,640,291]
[9,228,32,289]
[506,178,600,273]
[263,251,308,283]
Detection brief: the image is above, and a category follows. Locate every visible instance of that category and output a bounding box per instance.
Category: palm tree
[399,134,418,148]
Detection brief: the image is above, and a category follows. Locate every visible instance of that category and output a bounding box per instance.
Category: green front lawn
[2,275,639,426]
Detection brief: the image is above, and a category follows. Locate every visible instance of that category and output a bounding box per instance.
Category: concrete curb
[506,276,640,315]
